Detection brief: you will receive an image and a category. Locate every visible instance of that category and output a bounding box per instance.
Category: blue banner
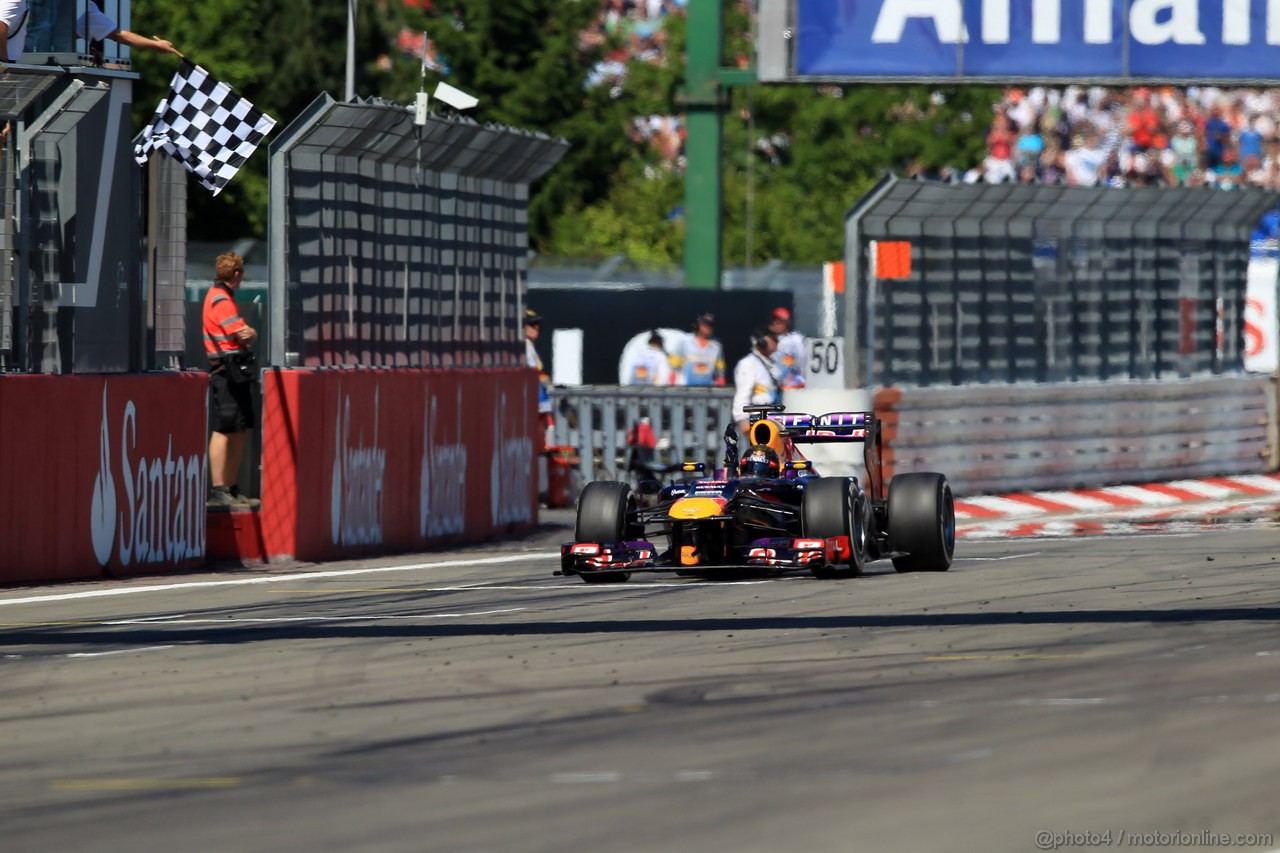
[795,0,1280,81]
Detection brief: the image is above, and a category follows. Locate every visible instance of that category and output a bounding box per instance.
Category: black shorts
[209,370,258,434]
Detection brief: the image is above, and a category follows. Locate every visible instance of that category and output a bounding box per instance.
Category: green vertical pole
[682,0,723,291]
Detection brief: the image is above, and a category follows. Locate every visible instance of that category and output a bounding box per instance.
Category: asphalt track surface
[2,515,1279,853]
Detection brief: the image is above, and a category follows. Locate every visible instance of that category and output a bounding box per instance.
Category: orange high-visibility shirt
[202,284,249,358]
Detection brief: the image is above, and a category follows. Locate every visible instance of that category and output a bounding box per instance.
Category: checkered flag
[134,61,277,197]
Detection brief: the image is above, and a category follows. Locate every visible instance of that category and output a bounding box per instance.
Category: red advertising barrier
[0,373,210,583]
[260,368,538,562]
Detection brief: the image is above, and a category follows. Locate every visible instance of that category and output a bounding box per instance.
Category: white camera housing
[433,81,479,112]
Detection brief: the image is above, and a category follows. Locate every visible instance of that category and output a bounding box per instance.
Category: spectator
[1212,147,1243,189]
[1039,141,1066,184]
[623,329,672,385]
[1238,117,1264,164]
[1243,153,1269,189]
[1064,132,1106,187]
[525,309,552,441]
[986,112,1016,166]
[1015,123,1045,169]
[670,312,725,387]
[1204,106,1232,169]
[732,328,781,438]
[1169,121,1200,183]
[1127,91,1160,150]
[767,307,806,389]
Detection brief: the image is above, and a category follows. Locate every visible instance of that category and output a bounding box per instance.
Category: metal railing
[548,386,735,486]
[19,0,133,68]
[1,66,140,373]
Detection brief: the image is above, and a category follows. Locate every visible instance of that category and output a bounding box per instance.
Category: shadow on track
[2,608,1279,648]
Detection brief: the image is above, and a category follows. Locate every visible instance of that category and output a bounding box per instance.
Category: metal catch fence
[268,94,568,369]
[844,176,1280,388]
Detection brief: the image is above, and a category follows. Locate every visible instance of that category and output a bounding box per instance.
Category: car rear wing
[743,406,886,501]
[766,411,870,443]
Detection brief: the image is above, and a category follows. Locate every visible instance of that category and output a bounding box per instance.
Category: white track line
[0,552,562,608]
[102,609,525,625]
[63,645,175,659]
[954,552,1042,562]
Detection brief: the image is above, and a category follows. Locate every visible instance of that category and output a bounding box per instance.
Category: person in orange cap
[768,306,806,389]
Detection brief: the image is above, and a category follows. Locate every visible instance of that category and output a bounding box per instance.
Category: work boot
[208,485,237,509]
[230,485,261,509]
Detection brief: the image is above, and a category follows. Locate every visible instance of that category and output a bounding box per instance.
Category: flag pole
[345,0,357,101]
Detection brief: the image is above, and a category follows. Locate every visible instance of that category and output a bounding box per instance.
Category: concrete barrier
[874,376,1270,495]
[259,367,539,563]
[0,373,209,584]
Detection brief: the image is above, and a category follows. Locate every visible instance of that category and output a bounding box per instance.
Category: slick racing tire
[802,476,866,579]
[574,481,635,583]
[887,472,955,573]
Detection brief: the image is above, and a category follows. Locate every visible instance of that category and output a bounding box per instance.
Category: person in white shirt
[767,307,806,389]
[623,330,672,386]
[1064,132,1106,187]
[1,0,180,61]
[670,312,725,386]
[0,0,31,60]
[524,309,551,421]
[77,3,181,56]
[732,328,781,436]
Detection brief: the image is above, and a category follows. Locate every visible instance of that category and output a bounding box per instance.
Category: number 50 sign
[805,337,844,390]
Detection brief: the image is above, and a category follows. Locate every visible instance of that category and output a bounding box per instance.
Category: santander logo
[330,385,386,546]
[490,389,534,526]
[89,383,207,567]
[90,387,118,565]
[419,387,467,538]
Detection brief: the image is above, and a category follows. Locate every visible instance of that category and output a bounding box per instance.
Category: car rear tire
[574,481,634,583]
[888,472,955,572]
[802,477,866,579]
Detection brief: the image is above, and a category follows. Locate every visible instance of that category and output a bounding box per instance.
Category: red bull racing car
[558,405,955,582]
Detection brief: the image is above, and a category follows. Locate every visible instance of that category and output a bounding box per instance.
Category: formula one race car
[558,405,955,582]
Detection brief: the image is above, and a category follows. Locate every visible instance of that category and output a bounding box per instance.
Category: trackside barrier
[0,373,209,584]
[548,387,735,486]
[1266,373,1280,472]
[259,367,538,563]
[874,376,1270,496]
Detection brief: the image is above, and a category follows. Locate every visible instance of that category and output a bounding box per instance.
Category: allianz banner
[796,0,1280,80]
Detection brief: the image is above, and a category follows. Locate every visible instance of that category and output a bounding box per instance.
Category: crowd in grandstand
[391,4,1280,196]
[582,0,691,173]
[965,86,1280,190]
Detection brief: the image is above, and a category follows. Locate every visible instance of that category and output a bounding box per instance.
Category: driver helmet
[739,444,781,478]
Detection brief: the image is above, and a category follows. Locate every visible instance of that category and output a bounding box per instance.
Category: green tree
[128,0,1000,263]
[392,0,637,249]
[719,84,997,265]
[534,0,998,266]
